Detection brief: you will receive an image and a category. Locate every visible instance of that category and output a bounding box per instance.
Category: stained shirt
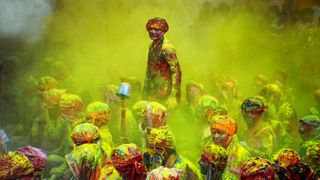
[143,38,181,102]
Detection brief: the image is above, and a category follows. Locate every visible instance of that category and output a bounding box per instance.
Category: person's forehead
[148,24,162,30]
[211,128,227,133]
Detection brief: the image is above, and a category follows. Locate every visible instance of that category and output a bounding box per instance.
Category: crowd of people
[0,1,320,180]
[0,70,319,179]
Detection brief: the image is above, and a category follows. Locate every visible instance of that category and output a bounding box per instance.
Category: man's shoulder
[162,39,176,53]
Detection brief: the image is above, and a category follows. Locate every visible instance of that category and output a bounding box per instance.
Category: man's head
[144,102,168,129]
[17,146,48,177]
[38,76,58,91]
[147,128,176,160]
[305,142,320,172]
[272,149,301,167]
[195,95,227,122]
[147,166,181,180]
[198,144,228,179]
[132,100,149,132]
[240,157,275,180]
[111,143,147,178]
[260,83,282,105]
[86,101,111,127]
[41,88,66,106]
[186,81,205,106]
[299,115,320,140]
[220,77,238,100]
[254,74,269,92]
[0,152,34,179]
[71,123,100,147]
[66,144,104,179]
[272,149,303,179]
[59,93,83,119]
[241,96,266,126]
[210,115,237,148]
[146,17,168,41]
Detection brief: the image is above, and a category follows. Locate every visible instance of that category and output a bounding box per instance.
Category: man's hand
[166,96,177,109]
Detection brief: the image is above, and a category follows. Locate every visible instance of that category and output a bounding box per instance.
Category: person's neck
[164,152,177,168]
[247,118,262,129]
[152,37,164,47]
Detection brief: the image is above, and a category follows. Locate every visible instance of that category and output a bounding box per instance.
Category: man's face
[211,128,230,148]
[148,28,164,41]
[299,121,319,140]
[92,110,111,127]
[242,110,262,126]
[187,86,202,105]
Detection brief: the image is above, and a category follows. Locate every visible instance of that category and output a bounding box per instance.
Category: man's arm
[163,44,181,105]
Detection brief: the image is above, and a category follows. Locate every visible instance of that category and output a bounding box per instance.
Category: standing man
[143,17,181,109]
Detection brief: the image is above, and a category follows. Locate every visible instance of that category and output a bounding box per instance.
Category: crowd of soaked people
[1,2,320,180]
[0,70,319,180]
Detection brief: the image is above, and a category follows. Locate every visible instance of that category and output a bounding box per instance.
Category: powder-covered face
[148,27,165,41]
[88,110,111,127]
[187,86,202,104]
[242,110,262,125]
[211,129,230,148]
[299,120,319,140]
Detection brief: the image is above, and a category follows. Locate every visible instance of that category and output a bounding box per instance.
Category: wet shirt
[143,38,181,101]
[246,121,275,159]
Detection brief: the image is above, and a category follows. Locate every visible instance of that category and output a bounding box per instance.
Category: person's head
[71,123,100,147]
[147,166,181,180]
[210,115,237,148]
[144,102,168,129]
[86,101,111,127]
[195,95,227,122]
[146,17,168,41]
[104,84,120,106]
[260,84,282,105]
[148,128,176,161]
[111,143,147,178]
[132,100,149,132]
[240,157,275,180]
[38,76,58,91]
[0,152,34,179]
[186,81,205,106]
[298,115,320,140]
[272,149,305,179]
[50,61,68,80]
[65,143,104,179]
[274,70,287,88]
[41,88,66,106]
[59,93,83,119]
[241,97,266,126]
[305,142,320,172]
[16,146,48,177]
[254,74,269,92]
[198,144,228,179]
[220,77,238,100]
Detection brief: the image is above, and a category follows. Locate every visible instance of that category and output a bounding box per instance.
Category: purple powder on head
[17,145,47,172]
